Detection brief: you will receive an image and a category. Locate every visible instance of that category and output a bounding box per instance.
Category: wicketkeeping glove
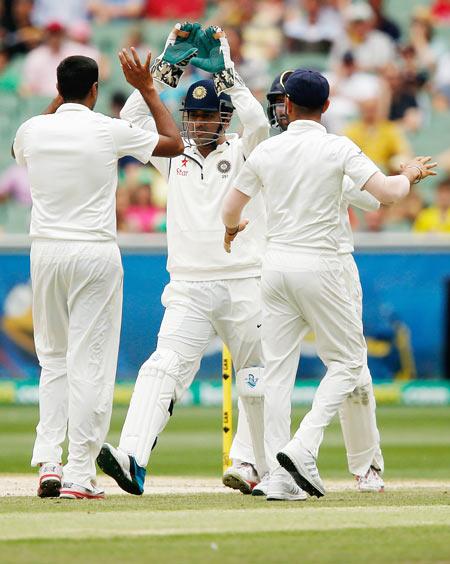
[151,22,201,88]
[191,26,239,94]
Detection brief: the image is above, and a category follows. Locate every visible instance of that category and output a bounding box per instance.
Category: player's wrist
[225,225,239,236]
[402,164,422,185]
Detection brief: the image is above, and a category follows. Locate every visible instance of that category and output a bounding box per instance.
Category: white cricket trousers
[30,239,123,488]
[338,253,384,475]
[234,252,384,475]
[119,278,263,468]
[262,249,367,472]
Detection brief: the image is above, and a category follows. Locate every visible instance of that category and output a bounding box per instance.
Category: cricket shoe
[252,473,270,497]
[277,439,325,498]
[37,462,63,498]
[59,482,105,500]
[96,443,146,495]
[222,462,259,494]
[266,469,307,501]
[356,466,385,493]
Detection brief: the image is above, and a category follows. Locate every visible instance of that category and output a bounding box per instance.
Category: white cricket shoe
[59,482,105,500]
[277,438,325,498]
[266,469,307,501]
[222,462,259,494]
[252,473,270,497]
[356,466,385,493]
[37,462,63,498]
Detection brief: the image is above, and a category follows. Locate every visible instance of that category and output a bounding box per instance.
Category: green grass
[1,405,450,479]
[1,405,450,563]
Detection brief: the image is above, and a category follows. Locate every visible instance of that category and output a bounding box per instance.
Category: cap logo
[193,86,207,100]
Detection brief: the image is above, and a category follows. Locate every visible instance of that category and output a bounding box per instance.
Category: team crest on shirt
[193,86,207,100]
[217,159,231,177]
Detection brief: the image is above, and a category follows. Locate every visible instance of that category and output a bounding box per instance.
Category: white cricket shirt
[235,119,380,253]
[121,83,269,281]
[338,177,380,255]
[13,103,159,241]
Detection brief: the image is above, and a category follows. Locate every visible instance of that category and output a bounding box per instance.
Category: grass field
[0,405,449,563]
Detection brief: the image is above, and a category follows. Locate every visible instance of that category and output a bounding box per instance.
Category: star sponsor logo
[181,156,188,167]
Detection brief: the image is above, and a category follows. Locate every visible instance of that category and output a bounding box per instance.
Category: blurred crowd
[1,0,450,234]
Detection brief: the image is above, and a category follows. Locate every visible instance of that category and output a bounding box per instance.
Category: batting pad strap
[236,367,264,399]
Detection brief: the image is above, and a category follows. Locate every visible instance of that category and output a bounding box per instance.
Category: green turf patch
[0,504,449,541]
[1,405,450,478]
[1,526,450,564]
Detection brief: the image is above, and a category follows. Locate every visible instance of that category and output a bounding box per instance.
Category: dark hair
[439,177,450,189]
[57,55,98,102]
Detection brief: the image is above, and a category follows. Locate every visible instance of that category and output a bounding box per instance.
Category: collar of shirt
[56,103,92,113]
[287,119,327,134]
[187,133,238,160]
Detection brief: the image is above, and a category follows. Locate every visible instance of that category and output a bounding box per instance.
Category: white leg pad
[236,367,268,478]
[339,366,384,476]
[119,348,179,468]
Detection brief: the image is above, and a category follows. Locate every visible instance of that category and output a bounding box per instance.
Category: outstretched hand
[401,156,437,183]
[119,47,154,92]
[224,220,249,254]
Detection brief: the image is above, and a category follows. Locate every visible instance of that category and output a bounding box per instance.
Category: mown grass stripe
[0,505,449,541]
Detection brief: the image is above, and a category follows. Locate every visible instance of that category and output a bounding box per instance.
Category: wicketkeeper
[97,23,269,495]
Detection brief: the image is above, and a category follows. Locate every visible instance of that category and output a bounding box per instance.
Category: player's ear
[322,99,331,115]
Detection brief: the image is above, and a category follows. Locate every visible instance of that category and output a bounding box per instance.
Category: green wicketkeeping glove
[151,22,201,88]
[190,26,226,73]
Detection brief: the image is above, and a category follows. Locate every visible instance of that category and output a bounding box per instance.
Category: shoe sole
[59,490,105,500]
[97,446,143,496]
[277,452,325,498]
[222,473,254,495]
[267,492,307,502]
[37,478,61,498]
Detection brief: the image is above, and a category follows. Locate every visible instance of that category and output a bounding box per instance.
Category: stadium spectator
[124,177,166,233]
[122,25,155,63]
[345,96,411,172]
[116,186,133,232]
[1,0,42,57]
[68,21,110,80]
[144,0,205,19]
[0,163,31,206]
[330,2,395,72]
[383,189,424,231]
[413,178,450,233]
[88,0,144,23]
[431,0,450,23]
[31,0,89,27]
[21,21,102,96]
[368,0,401,42]
[383,64,422,131]
[283,0,344,53]
[324,51,383,133]
[0,46,20,91]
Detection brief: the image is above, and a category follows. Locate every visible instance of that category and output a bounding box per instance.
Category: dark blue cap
[183,79,233,112]
[284,69,330,109]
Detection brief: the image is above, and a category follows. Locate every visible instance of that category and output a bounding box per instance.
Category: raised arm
[190,26,269,157]
[118,48,184,158]
[363,157,437,205]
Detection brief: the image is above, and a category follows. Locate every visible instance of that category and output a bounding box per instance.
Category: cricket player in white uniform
[97,24,269,495]
[222,69,436,499]
[242,73,385,496]
[13,51,183,499]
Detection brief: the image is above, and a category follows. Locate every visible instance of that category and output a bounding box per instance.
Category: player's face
[184,110,222,146]
[273,94,288,131]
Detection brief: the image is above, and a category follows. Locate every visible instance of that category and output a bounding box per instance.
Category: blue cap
[284,69,330,109]
[183,79,233,113]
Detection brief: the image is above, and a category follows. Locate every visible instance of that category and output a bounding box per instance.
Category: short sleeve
[109,118,159,163]
[339,137,380,190]
[234,152,262,198]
